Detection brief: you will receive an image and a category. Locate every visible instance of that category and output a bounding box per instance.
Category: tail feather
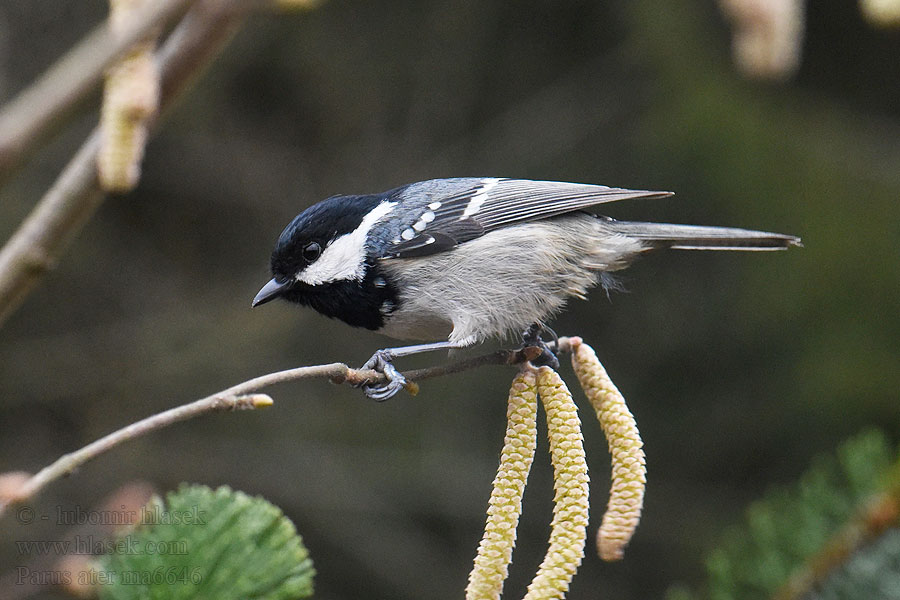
[608,220,802,251]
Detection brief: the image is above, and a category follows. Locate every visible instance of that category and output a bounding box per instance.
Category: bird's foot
[521,323,559,369]
[359,349,408,401]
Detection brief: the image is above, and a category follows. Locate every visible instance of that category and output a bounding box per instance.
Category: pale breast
[378,215,644,344]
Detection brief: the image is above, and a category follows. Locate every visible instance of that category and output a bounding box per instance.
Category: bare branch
[0,132,105,325]
[0,0,195,175]
[0,345,550,520]
[3,393,272,516]
[0,0,246,328]
[400,346,542,383]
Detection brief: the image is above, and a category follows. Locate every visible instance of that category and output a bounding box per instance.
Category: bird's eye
[302,242,322,262]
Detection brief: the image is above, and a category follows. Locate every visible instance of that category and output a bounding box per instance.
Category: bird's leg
[360,340,458,401]
[521,323,560,369]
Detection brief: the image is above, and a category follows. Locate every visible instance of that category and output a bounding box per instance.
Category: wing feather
[381,178,671,259]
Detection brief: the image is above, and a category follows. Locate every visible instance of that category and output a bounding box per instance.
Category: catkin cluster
[468,336,646,599]
[467,366,590,600]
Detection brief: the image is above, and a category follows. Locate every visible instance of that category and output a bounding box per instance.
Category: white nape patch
[462,177,500,218]
[296,200,397,285]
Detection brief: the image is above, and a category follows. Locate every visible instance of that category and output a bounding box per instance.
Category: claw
[360,350,409,401]
[521,323,560,369]
[542,324,560,351]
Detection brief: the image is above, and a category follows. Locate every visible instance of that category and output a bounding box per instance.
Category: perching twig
[0,0,246,328]
[0,0,194,175]
[0,346,542,520]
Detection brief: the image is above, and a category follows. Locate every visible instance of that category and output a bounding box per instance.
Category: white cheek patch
[297,200,397,285]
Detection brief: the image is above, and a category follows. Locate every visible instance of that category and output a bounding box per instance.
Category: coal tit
[253,178,800,399]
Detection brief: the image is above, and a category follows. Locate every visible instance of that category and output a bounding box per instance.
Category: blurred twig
[0,0,245,328]
[0,345,542,519]
[0,0,193,175]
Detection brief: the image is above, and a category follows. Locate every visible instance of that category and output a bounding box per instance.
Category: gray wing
[378,178,672,259]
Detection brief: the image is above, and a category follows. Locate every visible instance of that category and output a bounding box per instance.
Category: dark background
[1,1,898,598]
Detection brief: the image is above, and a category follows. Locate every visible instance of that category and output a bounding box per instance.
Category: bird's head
[252,195,400,331]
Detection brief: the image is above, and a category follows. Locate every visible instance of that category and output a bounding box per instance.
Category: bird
[253,177,801,399]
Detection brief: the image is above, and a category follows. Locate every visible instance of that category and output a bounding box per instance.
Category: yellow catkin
[719,0,804,80]
[466,369,538,600]
[273,0,323,10]
[98,0,160,192]
[523,366,590,600]
[0,471,32,504]
[861,0,900,26]
[570,339,646,562]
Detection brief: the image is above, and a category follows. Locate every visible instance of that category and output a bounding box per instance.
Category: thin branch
[154,0,246,111]
[0,0,246,328]
[0,0,195,175]
[0,132,104,325]
[401,346,542,383]
[3,391,274,519]
[0,346,547,520]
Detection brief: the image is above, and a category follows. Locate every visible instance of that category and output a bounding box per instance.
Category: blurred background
[1,1,898,598]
